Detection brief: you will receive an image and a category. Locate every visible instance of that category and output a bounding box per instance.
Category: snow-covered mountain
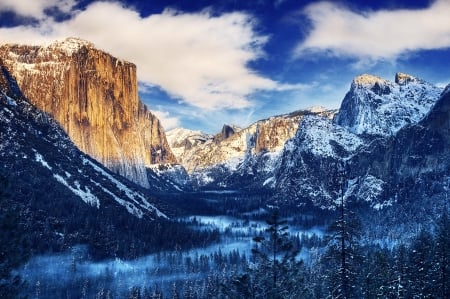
[168,109,336,189]
[272,73,445,210]
[1,58,220,259]
[333,73,441,136]
[166,128,213,172]
[178,72,447,215]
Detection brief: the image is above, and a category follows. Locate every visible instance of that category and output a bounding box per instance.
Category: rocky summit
[0,38,175,188]
[333,72,441,136]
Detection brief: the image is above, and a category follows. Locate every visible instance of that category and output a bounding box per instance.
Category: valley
[1,37,449,298]
[17,192,327,298]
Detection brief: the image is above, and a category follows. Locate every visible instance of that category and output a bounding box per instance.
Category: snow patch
[83,158,168,219]
[34,150,52,170]
[53,174,100,208]
[297,116,363,158]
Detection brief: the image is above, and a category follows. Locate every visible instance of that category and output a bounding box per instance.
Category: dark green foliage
[436,209,450,299]
[322,209,363,298]
[223,210,307,299]
[408,229,436,298]
[0,174,28,298]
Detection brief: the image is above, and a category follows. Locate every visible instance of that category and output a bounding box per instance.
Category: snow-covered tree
[408,229,436,298]
[322,162,363,299]
[0,174,27,299]
[435,210,450,299]
[224,210,307,298]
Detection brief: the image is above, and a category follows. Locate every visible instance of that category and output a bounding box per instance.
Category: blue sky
[1,0,449,133]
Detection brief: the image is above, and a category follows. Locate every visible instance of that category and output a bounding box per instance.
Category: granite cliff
[167,108,336,189]
[0,38,176,188]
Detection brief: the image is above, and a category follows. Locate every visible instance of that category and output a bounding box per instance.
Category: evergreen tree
[0,173,27,299]
[322,163,362,299]
[391,244,409,299]
[408,229,436,298]
[362,247,394,299]
[223,210,306,299]
[435,209,450,299]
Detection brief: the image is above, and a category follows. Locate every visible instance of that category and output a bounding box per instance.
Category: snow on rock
[334,73,442,136]
[53,174,100,208]
[33,150,52,170]
[83,158,168,219]
[46,37,95,56]
[296,115,363,158]
[147,163,191,191]
[344,174,386,207]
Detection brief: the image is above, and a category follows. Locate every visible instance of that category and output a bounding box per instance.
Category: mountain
[170,72,445,214]
[0,38,176,188]
[272,73,445,212]
[333,73,441,136]
[169,109,336,189]
[166,127,213,172]
[0,59,217,260]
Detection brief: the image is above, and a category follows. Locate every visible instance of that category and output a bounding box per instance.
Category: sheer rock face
[167,114,304,174]
[166,109,337,191]
[0,38,176,188]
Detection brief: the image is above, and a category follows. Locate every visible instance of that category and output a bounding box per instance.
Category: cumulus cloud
[295,0,450,60]
[152,110,181,131]
[0,0,77,19]
[0,1,293,110]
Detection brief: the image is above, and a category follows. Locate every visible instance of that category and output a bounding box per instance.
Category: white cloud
[152,110,181,131]
[295,0,450,60]
[0,0,77,19]
[0,1,291,110]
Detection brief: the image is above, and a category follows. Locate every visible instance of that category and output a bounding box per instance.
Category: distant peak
[306,105,327,113]
[47,37,94,55]
[395,72,419,85]
[352,74,388,88]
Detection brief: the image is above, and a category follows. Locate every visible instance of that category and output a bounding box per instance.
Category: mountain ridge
[0,37,176,188]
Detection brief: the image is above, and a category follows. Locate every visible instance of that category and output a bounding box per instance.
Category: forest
[1,173,449,298]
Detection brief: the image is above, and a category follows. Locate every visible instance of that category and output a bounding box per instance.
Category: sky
[0,0,449,134]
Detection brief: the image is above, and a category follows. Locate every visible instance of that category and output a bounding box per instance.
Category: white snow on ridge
[34,150,52,170]
[297,116,363,158]
[83,158,168,219]
[46,37,94,56]
[2,92,17,107]
[53,174,100,208]
[336,73,442,136]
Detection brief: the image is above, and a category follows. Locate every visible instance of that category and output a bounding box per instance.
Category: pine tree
[0,173,27,299]
[391,244,409,299]
[362,247,394,299]
[322,162,362,299]
[435,209,450,299]
[224,210,306,299]
[408,229,435,298]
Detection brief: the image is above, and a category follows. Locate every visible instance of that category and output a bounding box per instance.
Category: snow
[34,150,52,170]
[336,73,442,136]
[83,157,168,219]
[91,180,144,218]
[53,174,100,208]
[297,116,363,158]
[343,175,386,207]
[46,37,94,56]
[166,127,211,146]
[4,93,17,107]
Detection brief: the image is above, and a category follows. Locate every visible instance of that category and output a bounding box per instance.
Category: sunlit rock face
[167,112,310,173]
[166,109,337,190]
[0,38,176,188]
